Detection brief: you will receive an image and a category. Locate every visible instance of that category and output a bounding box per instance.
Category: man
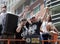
[25,16,42,44]
[16,18,29,38]
[0,4,7,44]
[16,18,30,44]
[28,16,42,35]
[0,5,7,34]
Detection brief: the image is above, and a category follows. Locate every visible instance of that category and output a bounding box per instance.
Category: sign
[31,38,40,43]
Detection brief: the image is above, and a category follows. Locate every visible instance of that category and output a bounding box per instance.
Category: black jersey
[16,22,30,39]
[29,21,42,35]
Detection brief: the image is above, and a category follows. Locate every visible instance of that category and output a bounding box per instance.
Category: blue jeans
[40,34,43,40]
[42,33,51,44]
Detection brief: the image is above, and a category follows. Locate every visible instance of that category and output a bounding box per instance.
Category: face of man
[25,6,30,12]
[2,7,7,12]
[30,17,37,23]
[22,21,27,26]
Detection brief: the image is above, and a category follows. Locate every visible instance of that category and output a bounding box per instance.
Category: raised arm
[16,23,23,33]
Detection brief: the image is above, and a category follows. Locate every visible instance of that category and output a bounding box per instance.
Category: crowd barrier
[0,39,25,44]
[0,34,58,44]
[0,39,60,44]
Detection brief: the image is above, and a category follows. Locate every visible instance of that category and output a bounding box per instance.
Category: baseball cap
[27,15,36,20]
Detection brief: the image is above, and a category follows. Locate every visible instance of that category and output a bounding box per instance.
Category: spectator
[0,4,7,44]
[28,15,42,35]
[16,18,29,36]
[16,18,30,44]
[19,5,30,19]
[0,4,7,33]
[40,7,51,44]
[46,15,58,44]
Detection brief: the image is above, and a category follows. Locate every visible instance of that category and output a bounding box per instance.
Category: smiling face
[21,19,27,26]
[30,17,37,23]
[23,21,27,25]
[2,5,7,13]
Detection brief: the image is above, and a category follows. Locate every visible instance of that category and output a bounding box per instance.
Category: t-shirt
[0,12,6,25]
[29,21,42,35]
[16,22,30,39]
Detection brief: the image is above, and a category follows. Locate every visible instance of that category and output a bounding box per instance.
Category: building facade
[6,0,45,18]
[46,0,60,31]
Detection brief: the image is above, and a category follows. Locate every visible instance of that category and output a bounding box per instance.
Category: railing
[0,39,60,44]
[41,40,59,44]
[0,34,58,44]
[0,39,25,44]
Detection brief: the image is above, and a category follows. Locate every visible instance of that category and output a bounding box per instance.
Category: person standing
[16,18,30,44]
[0,4,7,44]
[0,4,7,34]
[46,15,58,44]
[28,16,42,35]
[40,7,51,44]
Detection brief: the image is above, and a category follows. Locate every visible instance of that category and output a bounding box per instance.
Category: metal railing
[0,39,25,44]
[0,39,60,44]
[41,40,59,44]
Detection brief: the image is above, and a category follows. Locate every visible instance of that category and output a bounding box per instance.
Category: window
[47,1,50,4]
[31,0,36,2]
[26,12,31,19]
[55,23,60,31]
[51,0,56,2]
[15,5,23,14]
[30,0,36,5]
[23,0,36,10]
[24,0,31,6]
[51,1,60,6]
[47,5,51,7]
[51,5,60,15]
[52,14,60,19]
[33,4,40,15]
[52,18,60,23]
[44,0,46,7]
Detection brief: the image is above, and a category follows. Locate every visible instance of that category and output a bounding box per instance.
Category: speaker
[2,13,18,34]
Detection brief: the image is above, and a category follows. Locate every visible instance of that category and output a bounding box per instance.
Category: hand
[16,29,20,33]
[27,20,32,24]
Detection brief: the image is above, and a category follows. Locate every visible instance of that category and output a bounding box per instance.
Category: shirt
[0,12,6,25]
[29,21,42,35]
[40,21,48,34]
[16,22,30,39]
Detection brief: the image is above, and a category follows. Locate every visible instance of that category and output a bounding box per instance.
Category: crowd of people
[0,4,59,44]
[16,5,58,44]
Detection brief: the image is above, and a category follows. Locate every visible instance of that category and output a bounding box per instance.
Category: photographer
[16,18,30,44]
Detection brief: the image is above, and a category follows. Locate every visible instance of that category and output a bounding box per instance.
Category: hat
[27,15,36,20]
[20,18,27,22]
